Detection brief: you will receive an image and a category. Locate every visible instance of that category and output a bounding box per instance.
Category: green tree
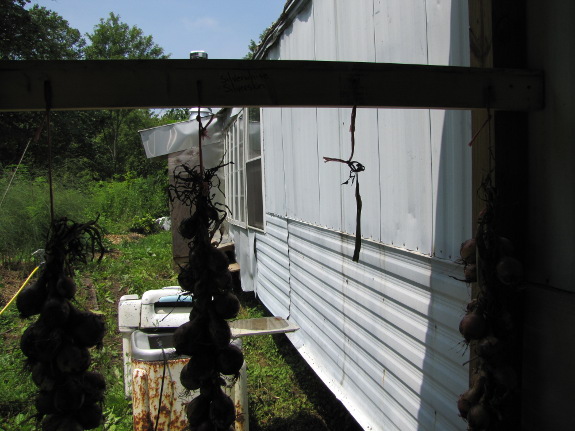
[83,13,169,178]
[243,25,273,60]
[160,108,190,123]
[0,7,171,181]
[84,12,168,60]
[27,4,86,59]
[0,1,85,60]
[0,0,33,59]
[0,1,92,178]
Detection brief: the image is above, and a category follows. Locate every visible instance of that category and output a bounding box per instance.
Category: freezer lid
[140,287,187,305]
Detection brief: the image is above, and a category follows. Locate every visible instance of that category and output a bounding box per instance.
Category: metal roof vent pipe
[190,50,208,60]
[188,106,213,121]
[189,51,211,121]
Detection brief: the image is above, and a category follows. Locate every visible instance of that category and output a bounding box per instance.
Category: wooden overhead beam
[0,59,543,112]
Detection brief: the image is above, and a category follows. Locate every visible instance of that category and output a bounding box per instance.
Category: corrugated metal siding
[254,216,469,430]
[254,214,290,318]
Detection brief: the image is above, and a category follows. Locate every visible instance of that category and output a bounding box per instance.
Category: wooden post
[468,1,527,429]
[469,0,494,228]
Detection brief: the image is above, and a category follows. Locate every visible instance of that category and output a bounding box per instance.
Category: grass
[0,173,169,263]
[0,231,361,431]
[237,294,362,431]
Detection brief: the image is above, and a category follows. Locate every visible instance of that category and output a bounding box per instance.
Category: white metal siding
[252,1,472,430]
[261,0,471,258]
[261,107,286,217]
[254,215,291,318]
[425,0,472,260]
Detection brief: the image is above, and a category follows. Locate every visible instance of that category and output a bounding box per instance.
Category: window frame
[224,108,265,232]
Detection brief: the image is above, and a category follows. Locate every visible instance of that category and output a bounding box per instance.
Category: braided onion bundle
[17,218,106,430]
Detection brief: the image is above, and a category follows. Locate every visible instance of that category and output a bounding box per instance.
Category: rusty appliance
[119,287,248,430]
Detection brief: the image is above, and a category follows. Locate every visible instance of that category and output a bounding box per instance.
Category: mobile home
[224,1,472,429]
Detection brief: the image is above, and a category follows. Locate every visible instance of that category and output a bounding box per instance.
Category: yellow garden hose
[0,265,40,316]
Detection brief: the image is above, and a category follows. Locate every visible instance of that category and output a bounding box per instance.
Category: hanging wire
[154,339,169,431]
[197,81,205,178]
[0,117,46,211]
[467,112,492,147]
[0,265,41,316]
[44,81,55,222]
[323,106,364,262]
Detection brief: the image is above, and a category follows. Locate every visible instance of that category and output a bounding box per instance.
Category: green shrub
[129,214,159,235]
[0,172,92,262]
[0,169,169,261]
[86,172,168,234]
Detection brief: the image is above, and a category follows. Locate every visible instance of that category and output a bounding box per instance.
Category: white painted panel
[372,0,433,254]
[287,1,316,60]
[312,3,347,232]
[425,0,470,67]
[277,18,292,60]
[274,4,320,225]
[335,0,376,62]
[373,0,428,64]
[279,108,295,218]
[317,108,345,230]
[312,0,337,61]
[266,43,280,61]
[378,109,434,254]
[261,108,286,217]
[229,225,254,292]
[285,220,468,431]
[284,108,321,224]
[278,3,314,61]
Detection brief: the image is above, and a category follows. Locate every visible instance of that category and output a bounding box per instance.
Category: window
[224,108,264,230]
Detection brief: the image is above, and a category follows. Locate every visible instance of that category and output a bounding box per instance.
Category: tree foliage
[84,12,167,60]
[0,4,177,182]
[0,1,85,60]
[0,0,91,178]
[0,0,34,60]
[80,12,171,178]
[243,25,273,60]
[27,5,86,59]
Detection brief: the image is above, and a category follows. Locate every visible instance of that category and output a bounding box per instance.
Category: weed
[1,232,360,431]
[237,293,362,431]
[0,173,168,261]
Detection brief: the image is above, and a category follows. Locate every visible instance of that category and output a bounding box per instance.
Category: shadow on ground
[239,292,363,431]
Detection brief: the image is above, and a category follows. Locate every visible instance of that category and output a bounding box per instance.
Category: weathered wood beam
[0,59,543,112]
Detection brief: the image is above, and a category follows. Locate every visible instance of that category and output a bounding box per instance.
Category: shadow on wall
[417,0,472,430]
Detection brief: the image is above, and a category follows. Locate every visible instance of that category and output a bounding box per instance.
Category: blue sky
[28,0,286,59]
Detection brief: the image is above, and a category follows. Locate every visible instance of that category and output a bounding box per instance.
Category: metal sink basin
[131,330,178,361]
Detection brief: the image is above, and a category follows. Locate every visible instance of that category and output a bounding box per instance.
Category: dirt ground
[0,263,37,310]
